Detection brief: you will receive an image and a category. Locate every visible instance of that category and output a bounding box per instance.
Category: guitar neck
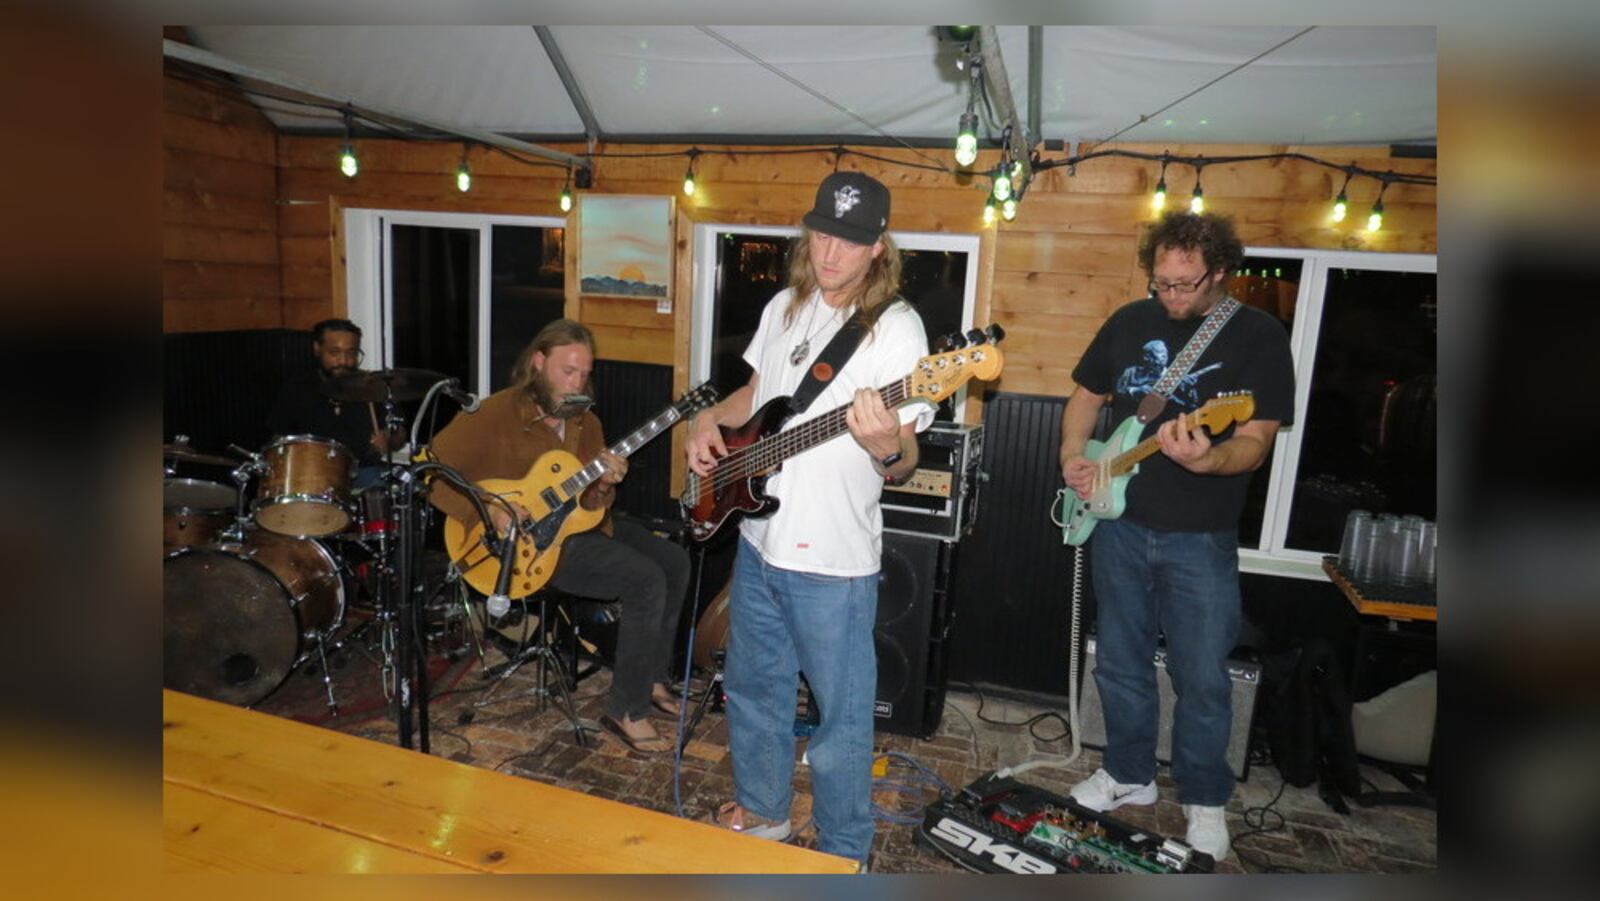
[735,378,913,477]
[559,405,686,497]
[1107,411,1192,477]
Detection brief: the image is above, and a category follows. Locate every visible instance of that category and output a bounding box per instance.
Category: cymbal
[162,444,243,467]
[320,368,449,403]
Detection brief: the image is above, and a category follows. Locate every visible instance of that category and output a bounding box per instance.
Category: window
[1233,249,1437,579]
[344,210,566,394]
[689,224,980,421]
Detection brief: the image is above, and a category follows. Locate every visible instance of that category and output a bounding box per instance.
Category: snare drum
[163,478,238,554]
[255,435,354,537]
[163,529,346,707]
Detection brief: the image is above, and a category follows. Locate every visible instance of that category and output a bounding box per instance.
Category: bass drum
[163,530,345,707]
[691,576,734,671]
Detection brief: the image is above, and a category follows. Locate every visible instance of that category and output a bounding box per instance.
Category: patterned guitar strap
[1134,296,1242,424]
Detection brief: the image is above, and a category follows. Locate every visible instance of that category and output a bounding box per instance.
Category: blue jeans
[724,538,878,864]
[1089,517,1241,806]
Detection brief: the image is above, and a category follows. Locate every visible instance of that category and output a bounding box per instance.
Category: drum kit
[162,368,465,718]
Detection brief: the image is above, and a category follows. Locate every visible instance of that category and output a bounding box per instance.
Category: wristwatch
[876,450,904,470]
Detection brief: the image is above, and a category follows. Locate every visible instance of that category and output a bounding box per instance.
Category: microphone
[485,517,517,619]
[441,378,480,413]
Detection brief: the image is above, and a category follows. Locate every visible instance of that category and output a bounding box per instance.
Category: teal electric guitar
[1053,392,1256,546]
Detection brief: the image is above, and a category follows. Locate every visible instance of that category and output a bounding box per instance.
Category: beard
[526,369,585,419]
[320,363,354,379]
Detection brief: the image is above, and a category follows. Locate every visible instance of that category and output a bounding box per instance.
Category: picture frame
[576,194,674,302]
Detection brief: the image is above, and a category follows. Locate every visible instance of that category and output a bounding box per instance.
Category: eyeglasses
[1148,272,1215,296]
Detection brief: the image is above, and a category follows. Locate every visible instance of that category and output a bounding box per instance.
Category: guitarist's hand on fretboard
[1155,411,1217,473]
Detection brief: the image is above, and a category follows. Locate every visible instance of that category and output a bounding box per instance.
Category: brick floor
[269,650,1437,875]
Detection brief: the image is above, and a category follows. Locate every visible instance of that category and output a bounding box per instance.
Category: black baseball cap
[802,171,891,246]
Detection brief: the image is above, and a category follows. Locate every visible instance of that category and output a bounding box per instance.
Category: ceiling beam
[533,26,601,144]
[1027,26,1043,149]
[162,38,590,171]
[977,27,1032,187]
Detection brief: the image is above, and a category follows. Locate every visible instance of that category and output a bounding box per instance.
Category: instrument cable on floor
[996,536,1085,779]
[871,750,957,826]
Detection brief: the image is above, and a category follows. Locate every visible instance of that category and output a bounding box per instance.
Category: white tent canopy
[182,25,1436,147]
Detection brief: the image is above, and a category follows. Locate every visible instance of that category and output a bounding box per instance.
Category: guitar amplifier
[884,422,984,542]
[1078,635,1261,780]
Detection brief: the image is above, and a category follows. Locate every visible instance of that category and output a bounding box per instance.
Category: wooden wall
[163,71,1439,402]
[163,72,283,332]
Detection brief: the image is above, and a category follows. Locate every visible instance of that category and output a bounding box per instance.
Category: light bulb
[955,112,978,167]
[683,173,696,196]
[1151,179,1167,214]
[982,199,996,225]
[560,187,573,213]
[1190,187,1205,214]
[1332,194,1348,222]
[1001,198,1017,221]
[456,163,471,193]
[1367,200,1384,232]
[339,144,358,178]
[993,174,1012,202]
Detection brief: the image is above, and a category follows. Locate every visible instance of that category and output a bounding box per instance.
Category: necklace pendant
[789,339,809,366]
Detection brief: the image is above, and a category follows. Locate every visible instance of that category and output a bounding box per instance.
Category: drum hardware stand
[676,539,721,751]
[473,590,590,748]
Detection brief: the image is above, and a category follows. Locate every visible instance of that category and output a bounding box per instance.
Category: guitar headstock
[909,325,1006,404]
[674,382,720,418]
[1193,391,1256,432]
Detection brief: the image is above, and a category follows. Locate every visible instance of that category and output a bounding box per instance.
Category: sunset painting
[578,195,672,299]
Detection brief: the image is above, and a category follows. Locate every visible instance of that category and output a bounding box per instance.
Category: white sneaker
[1182,804,1230,860]
[1069,768,1158,812]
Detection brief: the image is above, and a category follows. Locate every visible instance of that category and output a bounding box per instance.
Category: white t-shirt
[738,288,934,576]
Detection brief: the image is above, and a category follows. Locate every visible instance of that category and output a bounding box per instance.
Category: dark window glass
[489,225,565,391]
[1284,269,1436,552]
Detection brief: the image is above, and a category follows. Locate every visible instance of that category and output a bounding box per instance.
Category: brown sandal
[713,801,793,841]
[597,714,670,754]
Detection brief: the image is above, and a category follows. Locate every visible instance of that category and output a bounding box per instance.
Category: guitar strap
[788,309,871,415]
[1135,296,1242,424]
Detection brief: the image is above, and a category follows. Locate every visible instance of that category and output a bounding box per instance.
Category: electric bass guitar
[1053,392,1256,546]
[681,325,1006,543]
[443,382,718,600]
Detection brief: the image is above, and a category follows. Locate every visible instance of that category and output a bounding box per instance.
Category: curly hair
[1137,211,1245,277]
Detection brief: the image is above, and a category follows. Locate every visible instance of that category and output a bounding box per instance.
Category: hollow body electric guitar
[1053,392,1256,546]
[681,325,1006,544]
[444,383,718,600]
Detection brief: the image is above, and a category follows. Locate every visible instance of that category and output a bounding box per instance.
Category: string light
[982,197,997,226]
[1001,197,1018,221]
[1331,169,1353,223]
[955,111,978,167]
[1189,163,1206,214]
[338,108,357,178]
[683,149,699,196]
[1367,179,1389,232]
[559,168,573,212]
[455,145,471,193]
[1151,157,1169,214]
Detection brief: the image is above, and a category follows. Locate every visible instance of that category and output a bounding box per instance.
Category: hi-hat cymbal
[320,368,449,403]
[162,444,244,467]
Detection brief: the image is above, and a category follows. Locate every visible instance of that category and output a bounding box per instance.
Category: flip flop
[597,714,670,755]
[650,695,682,718]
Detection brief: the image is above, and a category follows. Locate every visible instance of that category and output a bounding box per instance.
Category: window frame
[689,223,982,421]
[344,208,566,393]
[1239,246,1437,580]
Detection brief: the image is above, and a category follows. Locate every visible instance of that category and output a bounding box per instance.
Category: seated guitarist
[1057,212,1296,861]
[427,319,690,755]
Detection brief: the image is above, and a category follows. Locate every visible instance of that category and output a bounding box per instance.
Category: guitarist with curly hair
[1058,211,1296,862]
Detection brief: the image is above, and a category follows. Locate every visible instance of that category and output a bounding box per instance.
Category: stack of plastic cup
[1339,510,1373,575]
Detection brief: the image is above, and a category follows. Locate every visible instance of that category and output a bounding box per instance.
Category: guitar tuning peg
[985,323,1007,343]
[965,328,988,346]
[937,332,968,351]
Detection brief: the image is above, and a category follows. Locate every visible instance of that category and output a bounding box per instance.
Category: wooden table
[1322,557,1437,622]
[163,690,857,874]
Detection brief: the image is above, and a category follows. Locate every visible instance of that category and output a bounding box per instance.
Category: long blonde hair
[783,229,904,332]
[509,318,596,394]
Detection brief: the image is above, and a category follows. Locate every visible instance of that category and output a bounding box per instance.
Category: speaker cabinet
[1078,635,1261,780]
[873,532,954,738]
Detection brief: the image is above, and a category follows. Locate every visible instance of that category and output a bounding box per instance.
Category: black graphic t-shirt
[1071,297,1296,532]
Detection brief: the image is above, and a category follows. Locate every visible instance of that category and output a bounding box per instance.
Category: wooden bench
[163,690,857,874]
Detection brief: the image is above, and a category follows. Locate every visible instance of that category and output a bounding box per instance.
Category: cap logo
[833,185,861,218]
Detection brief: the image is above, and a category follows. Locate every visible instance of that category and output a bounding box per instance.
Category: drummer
[266,318,404,487]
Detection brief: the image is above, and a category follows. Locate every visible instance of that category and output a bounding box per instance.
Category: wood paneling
[163,72,281,332]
